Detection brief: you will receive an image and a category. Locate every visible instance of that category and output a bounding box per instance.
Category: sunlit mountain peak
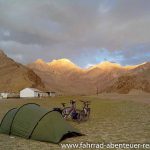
[99,61,121,67]
[50,58,72,64]
[35,59,45,64]
[124,62,148,69]
[47,58,80,69]
[88,61,122,70]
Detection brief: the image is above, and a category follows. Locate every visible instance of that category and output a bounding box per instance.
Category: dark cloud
[0,0,150,67]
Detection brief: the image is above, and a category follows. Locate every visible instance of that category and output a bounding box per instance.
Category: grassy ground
[0,94,150,150]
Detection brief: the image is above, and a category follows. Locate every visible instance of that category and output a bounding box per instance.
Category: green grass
[0,96,150,150]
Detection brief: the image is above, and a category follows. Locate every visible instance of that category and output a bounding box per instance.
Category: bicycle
[61,100,81,121]
[77,100,91,122]
[53,100,91,122]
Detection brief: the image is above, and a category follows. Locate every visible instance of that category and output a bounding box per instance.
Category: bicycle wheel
[79,109,90,122]
[84,108,90,121]
[77,110,85,122]
[62,107,71,119]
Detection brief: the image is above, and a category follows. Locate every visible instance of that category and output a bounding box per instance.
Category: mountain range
[0,50,149,95]
[28,57,150,95]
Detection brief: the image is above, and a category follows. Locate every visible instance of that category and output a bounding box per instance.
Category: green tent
[0,103,81,143]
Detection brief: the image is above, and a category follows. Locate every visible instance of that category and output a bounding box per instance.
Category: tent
[0,103,81,143]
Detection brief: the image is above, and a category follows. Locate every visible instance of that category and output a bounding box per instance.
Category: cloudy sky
[0,0,150,67]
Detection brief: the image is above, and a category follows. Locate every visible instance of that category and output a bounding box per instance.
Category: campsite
[0,92,150,149]
[0,1,150,149]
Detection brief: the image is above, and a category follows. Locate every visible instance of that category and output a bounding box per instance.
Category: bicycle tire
[80,108,90,121]
[62,107,72,119]
[85,108,91,120]
[77,110,85,122]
